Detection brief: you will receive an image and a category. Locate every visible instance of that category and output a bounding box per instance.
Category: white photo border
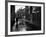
[6,1,45,36]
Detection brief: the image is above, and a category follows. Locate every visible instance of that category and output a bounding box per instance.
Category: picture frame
[5,1,45,36]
